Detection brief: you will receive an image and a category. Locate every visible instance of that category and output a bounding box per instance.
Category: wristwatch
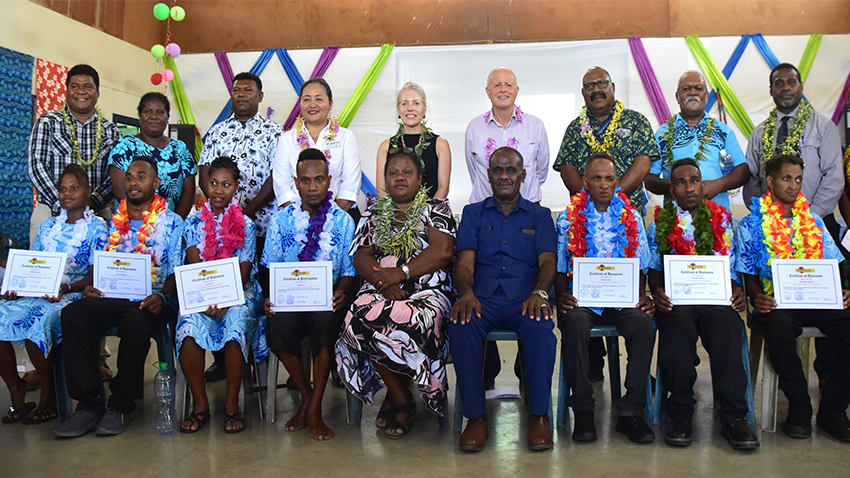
[532,289,549,300]
[401,264,411,280]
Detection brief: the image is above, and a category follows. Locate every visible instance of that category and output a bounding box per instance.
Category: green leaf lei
[661,115,715,169]
[390,121,433,172]
[761,99,813,162]
[63,105,104,168]
[655,200,716,256]
[373,186,430,262]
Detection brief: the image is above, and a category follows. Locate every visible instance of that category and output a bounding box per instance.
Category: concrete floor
[2,331,850,478]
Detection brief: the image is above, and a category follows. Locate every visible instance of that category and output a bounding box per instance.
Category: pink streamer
[283,46,341,130]
[831,71,850,125]
[628,37,672,125]
[214,52,235,93]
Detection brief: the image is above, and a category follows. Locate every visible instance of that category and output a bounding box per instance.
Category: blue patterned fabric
[0,47,34,248]
[175,213,267,362]
[108,136,196,213]
[0,214,108,355]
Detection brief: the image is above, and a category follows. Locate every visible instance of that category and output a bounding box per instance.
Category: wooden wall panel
[512,0,671,41]
[100,0,124,38]
[68,0,95,26]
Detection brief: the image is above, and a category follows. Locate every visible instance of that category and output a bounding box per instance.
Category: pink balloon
[151,73,163,85]
[165,43,181,58]
[162,69,174,82]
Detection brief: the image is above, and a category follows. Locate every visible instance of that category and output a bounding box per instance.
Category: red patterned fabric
[35,59,68,117]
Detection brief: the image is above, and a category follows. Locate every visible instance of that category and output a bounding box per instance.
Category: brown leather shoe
[459,417,488,452]
[528,415,553,451]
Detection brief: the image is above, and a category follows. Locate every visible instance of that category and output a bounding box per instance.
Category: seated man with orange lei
[55,157,183,438]
[736,154,850,442]
[648,158,758,450]
[555,152,656,445]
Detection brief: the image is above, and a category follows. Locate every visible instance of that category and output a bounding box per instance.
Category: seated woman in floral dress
[176,156,266,434]
[335,146,455,439]
[0,164,107,424]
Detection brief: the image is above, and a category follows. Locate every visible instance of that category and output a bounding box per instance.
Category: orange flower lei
[107,195,168,283]
[757,191,823,293]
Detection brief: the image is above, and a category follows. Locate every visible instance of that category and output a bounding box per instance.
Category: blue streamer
[752,34,780,69]
[706,35,751,111]
[203,49,276,141]
[360,172,377,197]
[275,49,305,94]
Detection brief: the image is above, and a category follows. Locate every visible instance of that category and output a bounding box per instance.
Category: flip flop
[180,410,210,434]
[2,402,36,424]
[22,408,58,425]
[224,413,246,434]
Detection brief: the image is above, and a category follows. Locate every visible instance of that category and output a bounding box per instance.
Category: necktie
[775,116,790,153]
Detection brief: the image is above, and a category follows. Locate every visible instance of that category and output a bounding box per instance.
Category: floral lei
[754,191,824,294]
[200,197,246,262]
[373,186,429,262]
[484,105,523,164]
[389,121,432,171]
[64,105,104,168]
[580,99,625,153]
[662,115,716,168]
[295,115,340,160]
[107,195,168,283]
[293,191,335,262]
[41,207,98,284]
[654,199,731,256]
[566,187,639,259]
[761,100,813,162]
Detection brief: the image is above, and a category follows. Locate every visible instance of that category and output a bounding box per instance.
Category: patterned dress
[175,212,267,362]
[108,136,197,213]
[0,212,107,356]
[335,198,456,416]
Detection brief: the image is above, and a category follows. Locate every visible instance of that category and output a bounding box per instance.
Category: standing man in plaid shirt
[27,64,122,246]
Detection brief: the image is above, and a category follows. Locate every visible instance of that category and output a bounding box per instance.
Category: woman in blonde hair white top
[376,82,451,199]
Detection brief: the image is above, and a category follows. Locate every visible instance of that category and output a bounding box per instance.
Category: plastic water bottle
[719,149,734,174]
[153,361,175,435]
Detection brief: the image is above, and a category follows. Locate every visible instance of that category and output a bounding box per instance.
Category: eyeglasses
[582,79,611,92]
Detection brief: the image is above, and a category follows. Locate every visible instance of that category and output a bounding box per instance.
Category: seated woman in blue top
[109,92,196,218]
[0,165,107,424]
[176,156,266,434]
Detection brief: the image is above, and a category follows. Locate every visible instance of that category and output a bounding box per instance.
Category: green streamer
[337,44,395,128]
[798,34,823,85]
[685,36,755,137]
[164,56,204,160]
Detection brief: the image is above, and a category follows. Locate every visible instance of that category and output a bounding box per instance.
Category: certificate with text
[175,257,245,316]
[572,257,640,308]
[270,261,333,312]
[1,249,68,297]
[771,259,842,310]
[93,251,152,301]
[663,255,732,306]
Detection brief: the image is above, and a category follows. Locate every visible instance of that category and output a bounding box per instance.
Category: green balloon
[153,3,170,21]
[151,44,166,59]
[170,6,186,21]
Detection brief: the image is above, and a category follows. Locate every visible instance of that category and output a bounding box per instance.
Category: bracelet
[154,291,167,305]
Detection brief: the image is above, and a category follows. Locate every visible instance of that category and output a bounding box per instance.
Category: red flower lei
[653,199,731,256]
[107,195,168,282]
[200,199,246,261]
[566,188,640,258]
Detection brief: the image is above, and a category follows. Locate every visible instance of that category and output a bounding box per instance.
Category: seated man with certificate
[0,165,107,425]
[55,157,183,438]
[647,158,758,450]
[737,154,850,442]
[555,152,656,444]
[262,148,355,441]
[176,157,266,434]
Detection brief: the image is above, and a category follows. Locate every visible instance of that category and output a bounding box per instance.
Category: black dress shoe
[721,418,760,450]
[572,410,597,442]
[616,415,655,443]
[665,415,692,447]
[783,408,813,439]
[817,409,850,442]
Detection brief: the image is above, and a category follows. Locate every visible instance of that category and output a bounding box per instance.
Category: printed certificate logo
[687,263,706,270]
[795,267,815,273]
[595,264,615,271]
[112,260,130,266]
[28,258,46,264]
[198,269,217,277]
[291,270,310,277]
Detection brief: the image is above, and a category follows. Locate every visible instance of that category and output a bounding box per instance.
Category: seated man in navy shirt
[449,147,558,452]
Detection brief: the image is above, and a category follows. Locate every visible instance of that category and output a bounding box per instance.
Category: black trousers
[813,213,849,383]
[266,309,346,359]
[656,305,748,421]
[752,307,850,415]
[560,307,655,413]
[61,298,175,415]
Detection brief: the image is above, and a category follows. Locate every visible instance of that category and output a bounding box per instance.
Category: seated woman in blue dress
[0,165,108,424]
[175,156,266,434]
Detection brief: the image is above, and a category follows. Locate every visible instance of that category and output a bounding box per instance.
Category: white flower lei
[675,203,695,244]
[291,197,335,262]
[40,207,97,284]
[591,210,618,258]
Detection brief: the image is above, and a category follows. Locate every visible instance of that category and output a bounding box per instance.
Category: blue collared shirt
[457,196,557,302]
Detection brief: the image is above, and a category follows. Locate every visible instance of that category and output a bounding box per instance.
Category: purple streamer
[831,71,850,125]
[283,47,342,130]
[628,37,672,125]
[214,52,235,93]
